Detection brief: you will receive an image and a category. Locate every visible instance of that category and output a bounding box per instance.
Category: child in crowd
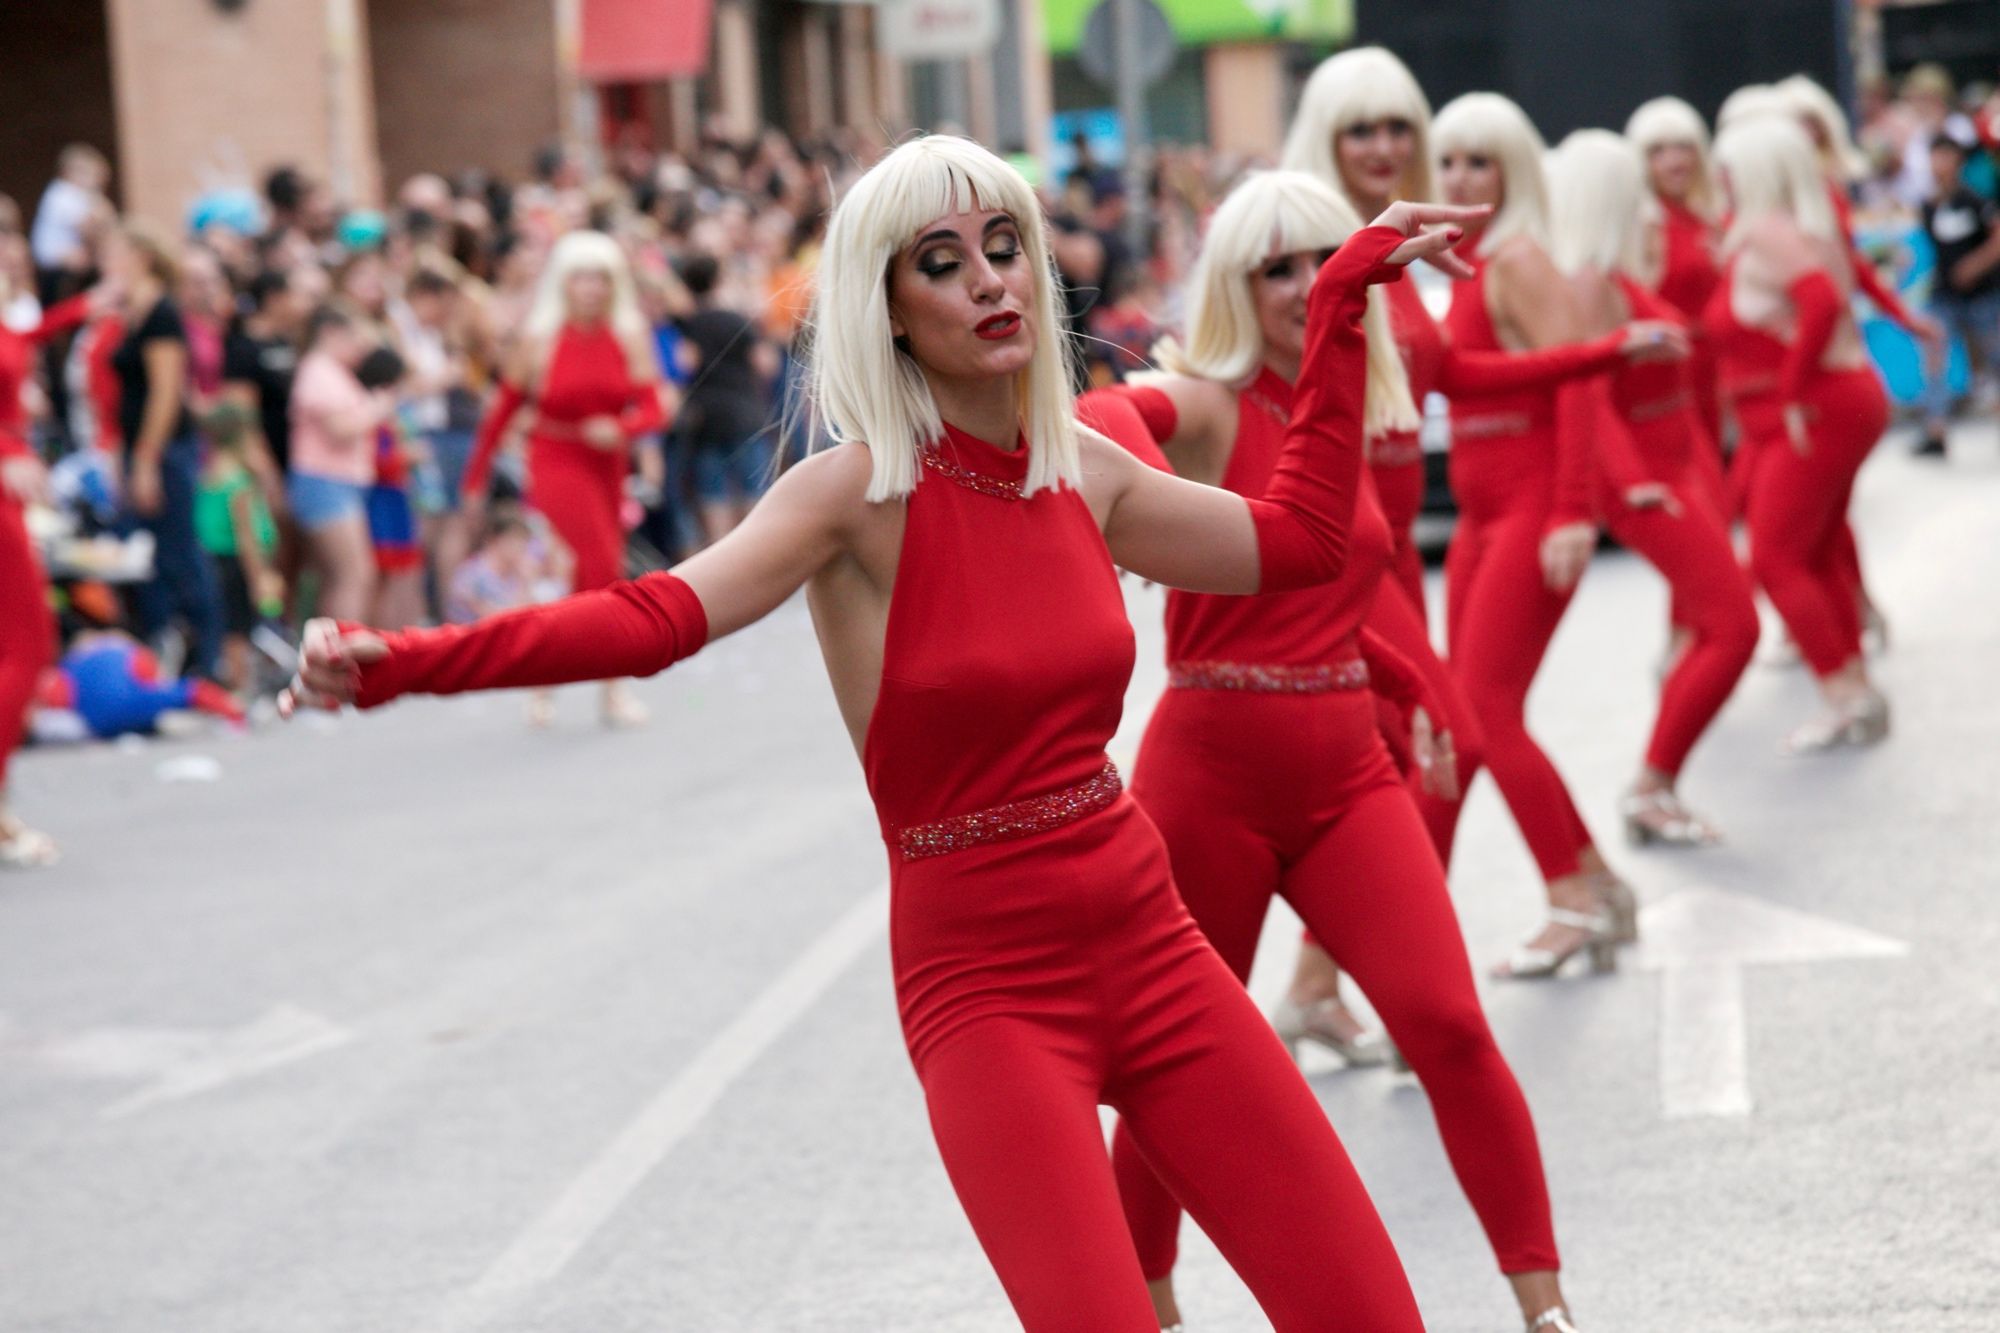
[1918,125,2000,457]
[194,401,282,695]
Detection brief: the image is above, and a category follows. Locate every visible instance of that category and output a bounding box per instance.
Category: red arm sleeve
[1780,272,1843,404]
[1435,331,1624,396]
[619,381,668,440]
[1359,626,1432,727]
[459,380,527,502]
[1850,246,1918,332]
[345,571,708,709]
[1077,386,1174,473]
[1549,377,1602,530]
[1245,225,1405,591]
[28,295,92,345]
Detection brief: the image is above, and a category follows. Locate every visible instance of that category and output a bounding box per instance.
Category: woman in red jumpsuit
[1706,117,1892,752]
[1548,131,1761,845]
[287,135,1485,1332]
[1777,74,1942,653]
[0,289,93,867]
[459,230,667,728]
[1270,49,1678,1037]
[1430,91,1652,977]
[1084,169,1589,1333]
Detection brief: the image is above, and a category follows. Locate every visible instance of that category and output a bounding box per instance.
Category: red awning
[578,0,714,82]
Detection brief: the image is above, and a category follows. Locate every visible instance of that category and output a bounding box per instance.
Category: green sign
[1041,0,1352,56]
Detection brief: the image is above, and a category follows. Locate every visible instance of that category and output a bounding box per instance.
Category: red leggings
[1603,485,1760,776]
[899,797,1422,1331]
[528,436,627,593]
[0,500,55,791]
[1438,485,1592,882]
[1741,370,1888,678]
[1112,690,1559,1278]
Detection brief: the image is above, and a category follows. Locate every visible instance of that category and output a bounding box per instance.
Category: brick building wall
[367,0,566,189]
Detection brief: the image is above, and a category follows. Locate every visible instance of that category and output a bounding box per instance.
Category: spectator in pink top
[288,304,393,620]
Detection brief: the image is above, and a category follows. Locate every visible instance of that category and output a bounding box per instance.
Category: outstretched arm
[287,445,867,712]
[1091,205,1486,595]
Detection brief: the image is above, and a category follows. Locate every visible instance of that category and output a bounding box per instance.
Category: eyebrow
[914,214,1018,248]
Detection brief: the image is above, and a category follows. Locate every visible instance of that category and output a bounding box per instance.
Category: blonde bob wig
[1281,46,1435,211]
[1154,171,1418,440]
[1712,115,1838,252]
[1624,95,1720,218]
[1775,74,1867,181]
[1548,130,1651,279]
[525,229,647,342]
[1715,83,1789,133]
[1431,93,1551,257]
[807,135,1077,502]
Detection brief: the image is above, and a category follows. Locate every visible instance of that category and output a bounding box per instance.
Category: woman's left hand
[582,415,625,449]
[1,454,50,505]
[1369,202,1494,280]
[1412,708,1460,801]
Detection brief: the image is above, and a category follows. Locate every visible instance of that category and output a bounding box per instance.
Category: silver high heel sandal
[1780,688,1890,755]
[1492,907,1617,979]
[1620,788,1722,849]
[1270,996,1399,1067]
[1592,871,1640,945]
[1525,1306,1580,1332]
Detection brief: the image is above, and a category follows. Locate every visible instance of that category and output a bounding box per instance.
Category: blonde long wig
[1281,46,1435,211]
[807,135,1077,502]
[1624,95,1720,219]
[1712,116,1838,252]
[1775,74,1868,181]
[1548,130,1650,279]
[1715,83,1789,133]
[524,230,646,342]
[1155,171,1418,440]
[1431,93,1551,258]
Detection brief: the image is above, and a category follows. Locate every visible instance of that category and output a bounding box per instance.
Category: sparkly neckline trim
[897,762,1123,860]
[920,442,1027,500]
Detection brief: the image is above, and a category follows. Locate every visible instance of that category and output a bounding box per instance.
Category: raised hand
[1370,201,1494,280]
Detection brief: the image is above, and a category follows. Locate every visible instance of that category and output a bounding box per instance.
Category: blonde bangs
[1432,92,1551,257]
[805,135,1079,502]
[1625,96,1719,217]
[1159,170,1418,440]
[1282,47,1436,209]
[1776,74,1867,181]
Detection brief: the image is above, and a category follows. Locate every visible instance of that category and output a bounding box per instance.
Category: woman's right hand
[1618,320,1691,363]
[1368,202,1493,280]
[279,618,390,716]
[1539,520,1596,592]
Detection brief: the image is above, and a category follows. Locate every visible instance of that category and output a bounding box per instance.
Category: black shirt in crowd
[1923,187,2000,299]
[222,326,299,470]
[675,306,767,450]
[112,297,194,456]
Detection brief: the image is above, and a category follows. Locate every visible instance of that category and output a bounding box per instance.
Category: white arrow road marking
[6,1004,355,1120]
[412,884,888,1333]
[1635,889,1908,1118]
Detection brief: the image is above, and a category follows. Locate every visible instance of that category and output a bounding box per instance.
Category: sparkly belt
[1452,411,1543,440]
[1625,389,1692,424]
[896,762,1124,861]
[1168,660,1372,693]
[1370,436,1425,468]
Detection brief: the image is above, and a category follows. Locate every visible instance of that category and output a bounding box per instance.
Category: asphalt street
[3,423,1997,1332]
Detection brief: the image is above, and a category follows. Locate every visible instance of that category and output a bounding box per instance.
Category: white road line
[412,885,889,1333]
[1658,962,1751,1118]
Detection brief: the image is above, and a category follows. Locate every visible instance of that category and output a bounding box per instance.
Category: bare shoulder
[1490,235,1559,285]
[772,442,877,524]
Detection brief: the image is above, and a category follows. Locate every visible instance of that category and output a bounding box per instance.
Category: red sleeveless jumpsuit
[0,297,88,796]
[1593,276,1759,777]
[344,232,1428,1332]
[1098,365,1562,1285]
[1436,254,1604,882]
[1705,263,1887,678]
[461,324,665,592]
